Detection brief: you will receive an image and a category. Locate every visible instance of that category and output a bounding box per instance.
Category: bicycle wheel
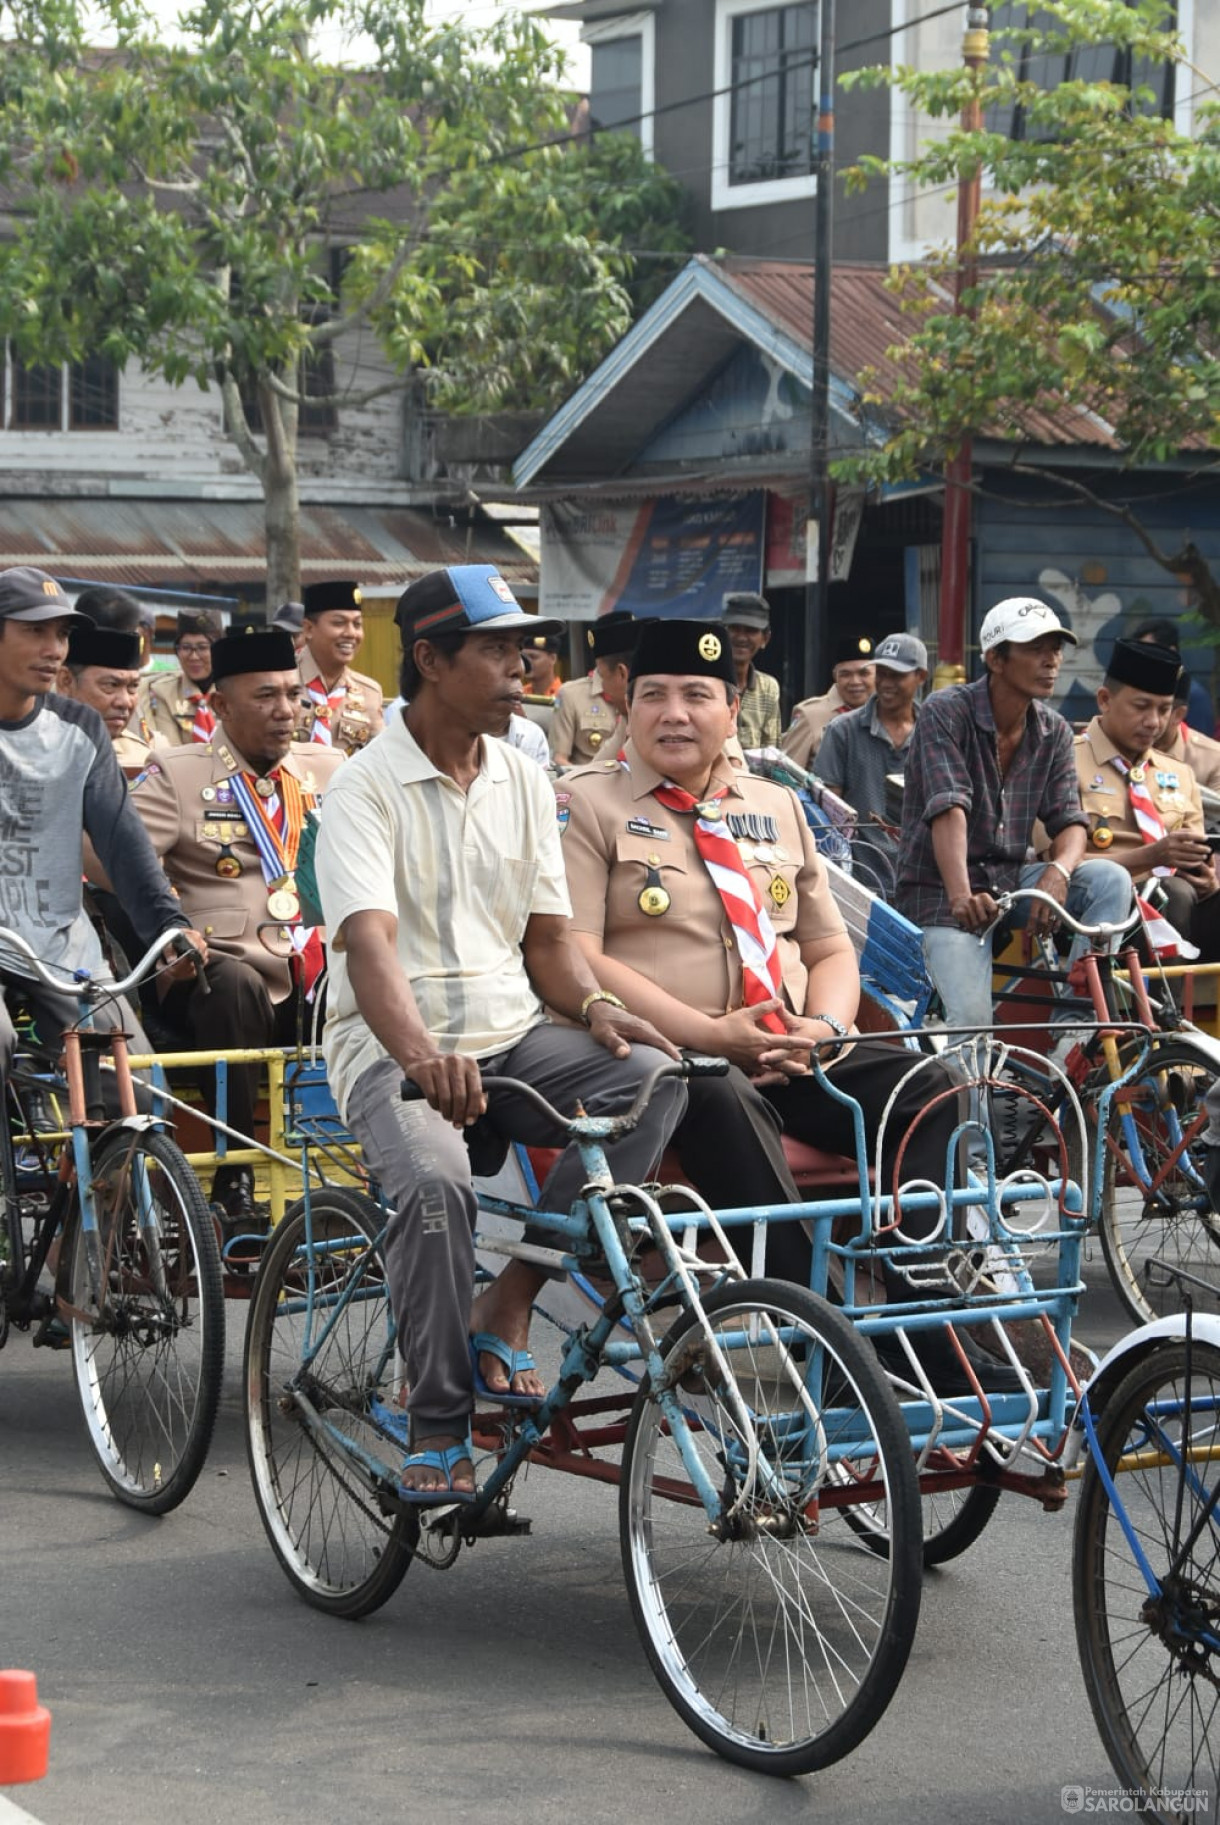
[245,1186,416,1619]
[1073,1341,1220,1820]
[1095,1044,1220,1325]
[67,1127,224,1514]
[620,1277,922,1776]
[843,1471,1002,1568]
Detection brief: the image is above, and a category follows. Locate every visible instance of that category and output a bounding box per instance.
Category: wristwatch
[580,990,627,1026]
[810,1014,847,1058]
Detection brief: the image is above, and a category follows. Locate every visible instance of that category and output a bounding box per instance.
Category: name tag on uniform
[726,812,779,843]
[626,817,669,839]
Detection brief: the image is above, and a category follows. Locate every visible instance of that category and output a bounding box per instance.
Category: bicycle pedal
[463,1504,532,1540]
[32,1313,71,1351]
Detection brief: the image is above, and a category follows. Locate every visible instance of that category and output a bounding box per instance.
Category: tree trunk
[263,459,301,606]
[261,375,301,607]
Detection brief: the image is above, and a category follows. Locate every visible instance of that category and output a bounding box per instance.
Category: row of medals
[638,799,791,918]
[204,775,300,921]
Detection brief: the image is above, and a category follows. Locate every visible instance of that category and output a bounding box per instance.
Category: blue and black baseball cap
[395,565,562,643]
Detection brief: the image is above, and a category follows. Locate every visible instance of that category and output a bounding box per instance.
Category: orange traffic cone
[0,1671,50,1784]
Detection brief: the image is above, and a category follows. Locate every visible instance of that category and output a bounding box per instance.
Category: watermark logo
[1061,1786,1210,1815]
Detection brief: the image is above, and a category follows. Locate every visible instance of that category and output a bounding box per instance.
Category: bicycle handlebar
[401,1052,728,1141]
[0,923,206,1002]
[979,888,1138,947]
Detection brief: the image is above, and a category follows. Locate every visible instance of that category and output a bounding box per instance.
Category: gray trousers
[344,1025,688,1441]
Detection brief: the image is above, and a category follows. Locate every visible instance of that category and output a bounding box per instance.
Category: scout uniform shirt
[558,740,847,1020]
[295,648,384,754]
[1073,717,1205,877]
[548,673,626,765]
[130,737,345,1003]
[139,667,216,747]
[779,684,847,771]
[1164,722,1220,797]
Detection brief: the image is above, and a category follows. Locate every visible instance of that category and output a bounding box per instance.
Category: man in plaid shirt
[895,597,1131,1035]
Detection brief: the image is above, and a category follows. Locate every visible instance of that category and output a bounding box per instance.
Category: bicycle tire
[843,1472,1002,1568]
[1094,1042,1220,1325]
[620,1276,922,1776]
[244,1186,416,1619]
[1073,1341,1220,1819]
[67,1126,224,1514]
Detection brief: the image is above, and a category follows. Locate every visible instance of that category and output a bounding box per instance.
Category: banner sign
[540,493,765,621]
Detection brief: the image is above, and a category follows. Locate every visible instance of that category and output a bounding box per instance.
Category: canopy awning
[0,498,537,590]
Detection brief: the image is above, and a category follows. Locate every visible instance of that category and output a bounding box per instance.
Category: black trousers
[672,1041,960,1289]
[160,953,299,1153]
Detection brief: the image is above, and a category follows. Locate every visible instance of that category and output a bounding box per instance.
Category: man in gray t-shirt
[0,567,203,1071]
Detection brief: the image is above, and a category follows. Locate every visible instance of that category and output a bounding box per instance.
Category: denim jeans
[921,858,1133,1035]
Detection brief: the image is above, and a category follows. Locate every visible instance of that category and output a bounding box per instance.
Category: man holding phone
[1070,637,1220,957]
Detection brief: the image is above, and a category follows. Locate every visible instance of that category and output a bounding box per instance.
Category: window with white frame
[985,0,1177,141]
[713,0,818,210]
[584,13,655,157]
[5,349,119,431]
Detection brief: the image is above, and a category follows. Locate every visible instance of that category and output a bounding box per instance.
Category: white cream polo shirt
[315,710,571,1116]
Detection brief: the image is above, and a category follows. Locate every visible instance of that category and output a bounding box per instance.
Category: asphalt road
[0,1256,1161,1825]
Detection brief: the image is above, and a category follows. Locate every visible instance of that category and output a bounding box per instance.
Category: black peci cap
[67,623,141,671]
[628,618,737,687]
[210,627,299,681]
[588,610,639,662]
[832,634,875,667]
[302,580,363,618]
[1106,637,1184,699]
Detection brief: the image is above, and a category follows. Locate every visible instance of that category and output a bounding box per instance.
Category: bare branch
[308,232,418,349]
[997,458,1220,628]
[217,367,267,484]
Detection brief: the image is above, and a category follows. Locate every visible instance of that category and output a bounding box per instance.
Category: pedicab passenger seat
[744,749,933,1036]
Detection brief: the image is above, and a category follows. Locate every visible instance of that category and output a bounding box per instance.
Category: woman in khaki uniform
[558,618,1015,1396]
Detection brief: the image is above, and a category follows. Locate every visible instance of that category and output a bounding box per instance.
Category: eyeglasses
[178,642,213,657]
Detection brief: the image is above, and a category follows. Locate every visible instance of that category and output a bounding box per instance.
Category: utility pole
[804,0,836,698]
[933,1,990,692]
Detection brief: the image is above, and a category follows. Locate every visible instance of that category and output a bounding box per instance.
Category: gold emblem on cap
[352,587,362,605]
[43,578,59,596]
[698,633,722,663]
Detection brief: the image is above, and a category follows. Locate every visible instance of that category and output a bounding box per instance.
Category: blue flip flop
[469,1332,544,1409]
[397,1436,478,1507]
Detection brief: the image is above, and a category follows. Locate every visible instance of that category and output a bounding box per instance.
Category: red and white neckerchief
[189,691,216,745]
[306,678,346,746]
[651,780,786,1035]
[1110,754,1171,876]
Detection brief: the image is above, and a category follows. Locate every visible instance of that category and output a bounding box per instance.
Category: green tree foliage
[0,0,690,598]
[839,0,1220,621]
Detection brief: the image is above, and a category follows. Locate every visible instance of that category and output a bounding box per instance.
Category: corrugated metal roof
[716,257,1121,451]
[0,499,536,587]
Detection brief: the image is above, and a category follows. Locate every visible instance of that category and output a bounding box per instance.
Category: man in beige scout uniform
[141,608,224,745]
[58,622,159,775]
[1072,636,1219,958]
[558,618,1015,1395]
[549,610,635,766]
[131,628,344,1223]
[1160,672,1220,798]
[295,579,384,753]
[780,633,875,770]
